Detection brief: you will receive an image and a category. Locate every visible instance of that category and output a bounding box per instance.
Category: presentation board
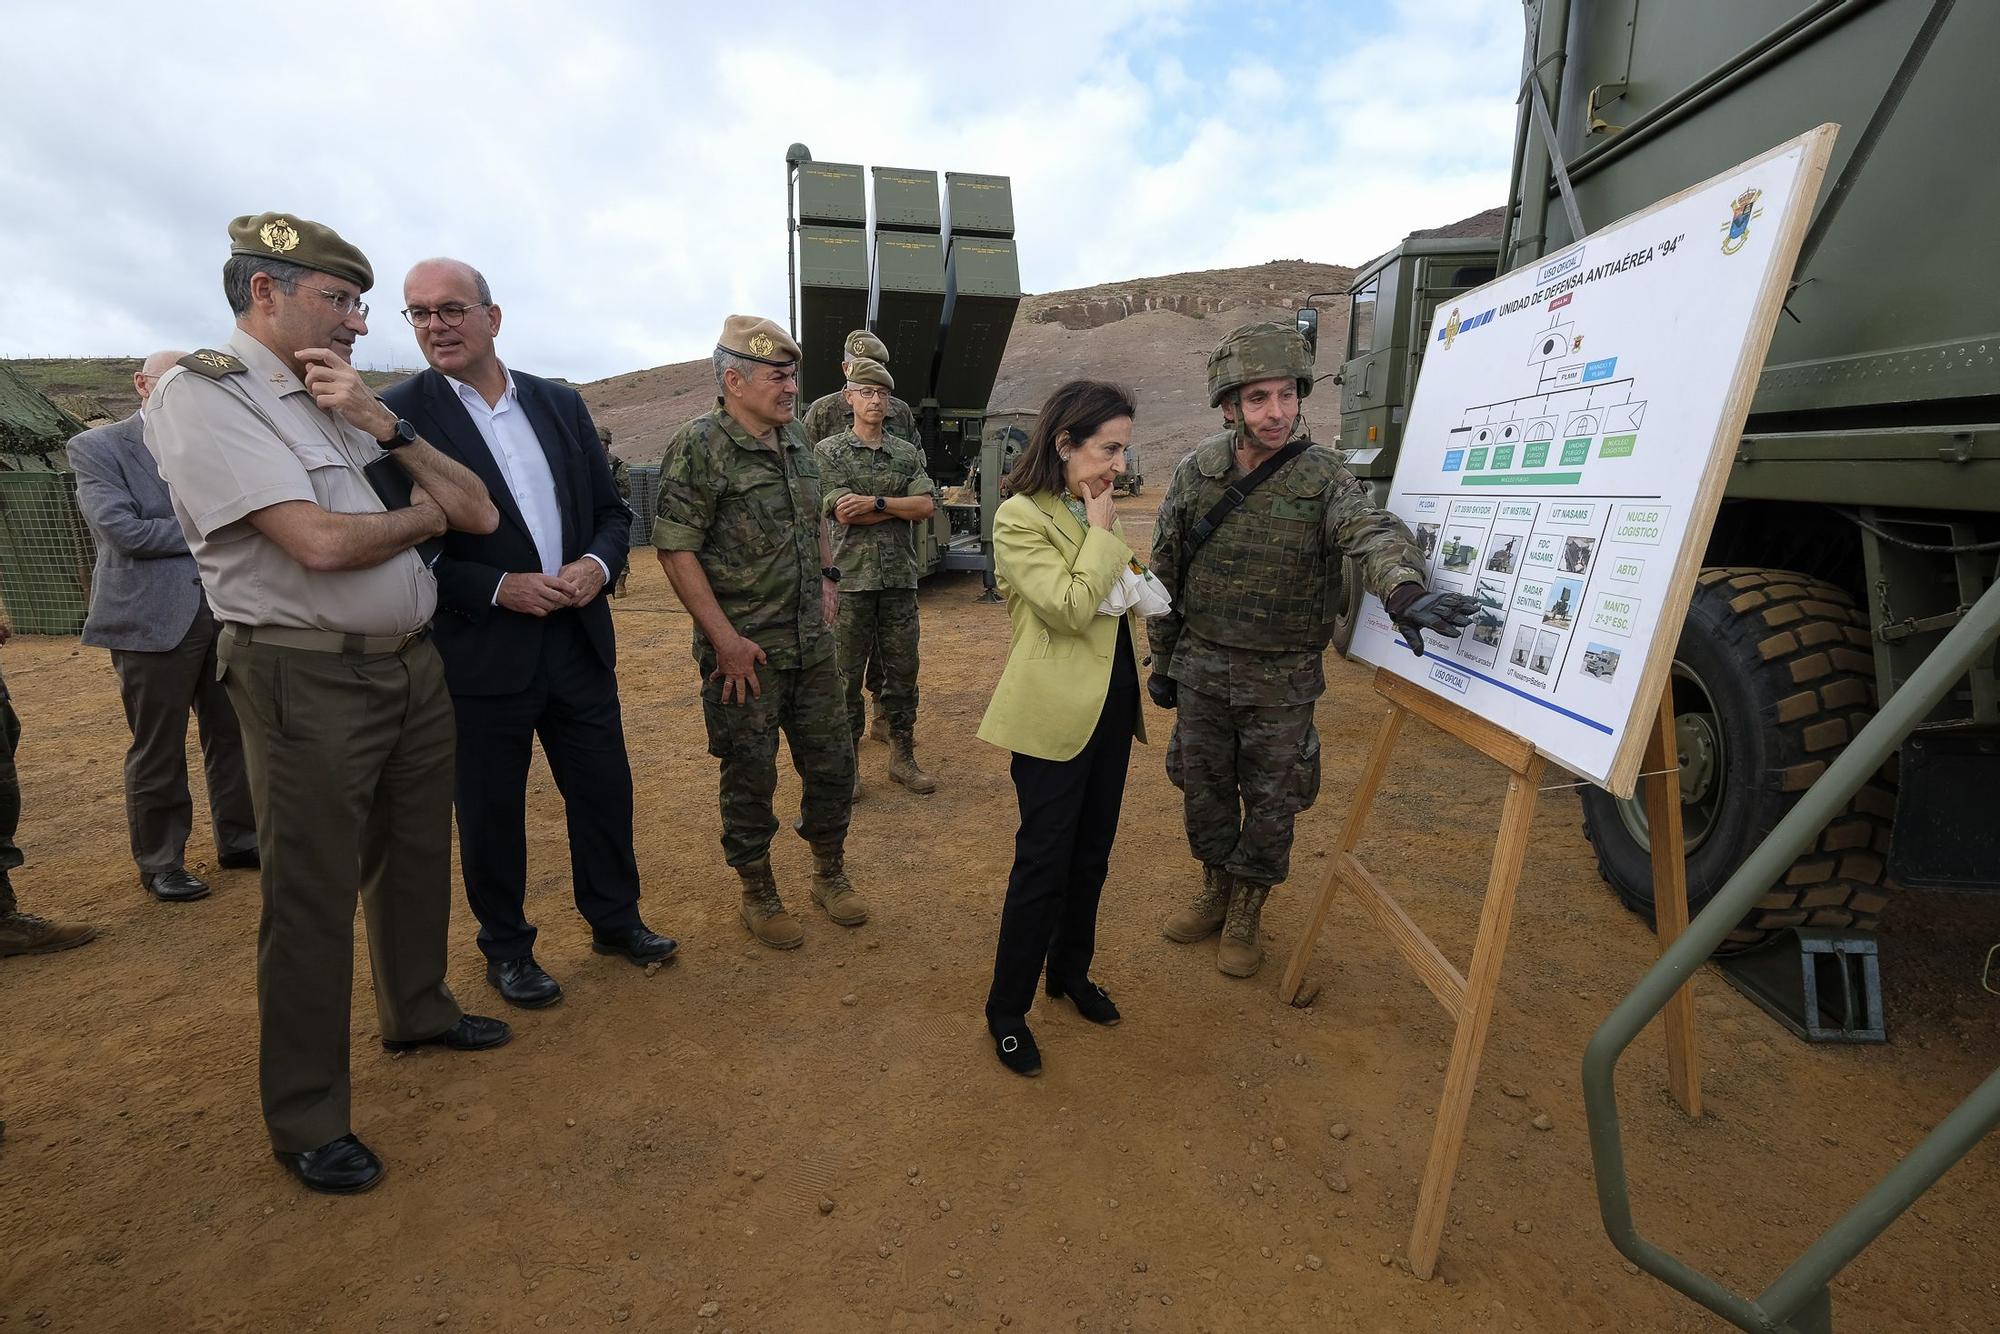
[1348,127,1836,798]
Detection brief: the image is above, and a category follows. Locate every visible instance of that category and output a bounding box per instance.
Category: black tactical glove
[1384,586,1478,657]
[1147,674,1178,710]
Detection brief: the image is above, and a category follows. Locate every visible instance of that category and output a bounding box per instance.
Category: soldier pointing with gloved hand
[1148,321,1476,978]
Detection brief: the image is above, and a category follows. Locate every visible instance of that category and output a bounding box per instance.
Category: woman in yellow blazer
[976,380,1146,1077]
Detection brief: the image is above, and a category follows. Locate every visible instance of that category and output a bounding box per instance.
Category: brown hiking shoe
[1217,880,1272,978]
[1163,865,1231,943]
[809,841,869,926]
[887,732,938,795]
[737,860,803,949]
[0,911,99,957]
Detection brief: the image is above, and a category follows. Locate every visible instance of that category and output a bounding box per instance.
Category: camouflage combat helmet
[1206,320,1314,407]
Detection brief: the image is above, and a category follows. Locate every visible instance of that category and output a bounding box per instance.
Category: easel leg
[1408,755,1545,1280]
[1278,705,1406,1005]
[1643,689,1702,1118]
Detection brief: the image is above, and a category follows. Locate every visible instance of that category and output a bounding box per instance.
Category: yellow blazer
[977,490,1148,761]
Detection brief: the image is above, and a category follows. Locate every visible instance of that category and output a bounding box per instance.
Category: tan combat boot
[738,859,804,950]
[1162,865,1231,943]
[809,841,870,926]
[887,731,939,795]
[868,699,889,743]
[0,911,99,957]
[851,741,864,801]
[1216,880,1272,978]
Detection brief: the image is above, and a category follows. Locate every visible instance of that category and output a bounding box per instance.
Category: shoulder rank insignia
[178,349,246,378]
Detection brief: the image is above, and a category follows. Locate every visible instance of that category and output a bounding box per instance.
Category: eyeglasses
[297,283,369,320]
[846,386,890,401]
[401,302,489,329]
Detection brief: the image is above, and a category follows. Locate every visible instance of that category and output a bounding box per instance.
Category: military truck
[1301,0,1998,948]
[784,147,1023,588]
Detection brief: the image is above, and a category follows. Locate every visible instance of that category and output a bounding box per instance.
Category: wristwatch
[821,565,841,581]
[376,417,418,449]
[873,495,887,513]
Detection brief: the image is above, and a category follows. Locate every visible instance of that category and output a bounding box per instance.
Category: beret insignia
[258,219,301,254]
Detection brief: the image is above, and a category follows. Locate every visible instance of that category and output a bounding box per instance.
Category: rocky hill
[583,208,1504,476]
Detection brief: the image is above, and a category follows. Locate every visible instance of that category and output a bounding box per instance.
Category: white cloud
[0,0,1523,381]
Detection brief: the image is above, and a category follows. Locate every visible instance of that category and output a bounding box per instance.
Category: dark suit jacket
[70,413,206,652]
[382,368,630,697]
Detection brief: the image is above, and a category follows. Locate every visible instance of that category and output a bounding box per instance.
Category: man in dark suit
[382,259,674,1008]
[71,350,258,901]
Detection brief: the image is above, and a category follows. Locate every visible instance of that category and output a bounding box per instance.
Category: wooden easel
[1279,667,1701,1280]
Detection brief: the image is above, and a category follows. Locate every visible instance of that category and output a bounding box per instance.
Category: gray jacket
[70,413,205,652]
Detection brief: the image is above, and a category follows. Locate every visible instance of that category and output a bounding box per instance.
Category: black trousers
[450,611,644,962]
[985,623,1139,1023]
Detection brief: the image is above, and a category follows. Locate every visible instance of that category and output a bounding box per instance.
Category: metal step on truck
[1300,0,1998,971]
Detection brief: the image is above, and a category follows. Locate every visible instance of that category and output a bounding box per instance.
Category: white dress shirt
[445,367,609,601]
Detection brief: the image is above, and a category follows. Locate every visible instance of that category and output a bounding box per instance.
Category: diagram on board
[1346,132,1826,793]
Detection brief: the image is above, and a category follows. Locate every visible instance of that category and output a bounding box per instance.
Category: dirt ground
[3,496,1997,1332]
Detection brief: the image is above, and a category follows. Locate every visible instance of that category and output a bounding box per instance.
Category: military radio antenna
[784,143,812,338]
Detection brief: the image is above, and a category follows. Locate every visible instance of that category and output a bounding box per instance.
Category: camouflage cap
[844,329,890,364]
[717,314,800,366]
[1206,320,1314,407]
[596,424,613,445]
[843,357,894,391]
[228,211,373,292]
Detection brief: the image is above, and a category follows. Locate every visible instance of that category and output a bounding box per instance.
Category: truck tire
[1579,567,1895,951]
[1329,554,1364,657]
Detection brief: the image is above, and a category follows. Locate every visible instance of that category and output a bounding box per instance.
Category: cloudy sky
[0,0,1521,382]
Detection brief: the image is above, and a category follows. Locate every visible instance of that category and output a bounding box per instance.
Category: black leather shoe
[486,956,563,1009]
[591,925,679,966]
[1046,976,1121,1027]
[381,1014,512,1053]
[141,868,211,902]
[218,848,261,870]
[988,1019,1043,1077]
[274,1133,384,1195]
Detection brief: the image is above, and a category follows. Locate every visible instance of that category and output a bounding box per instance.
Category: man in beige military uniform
[146,212,510,1195]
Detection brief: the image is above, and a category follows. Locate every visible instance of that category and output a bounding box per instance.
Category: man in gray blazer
[71,351,257,901]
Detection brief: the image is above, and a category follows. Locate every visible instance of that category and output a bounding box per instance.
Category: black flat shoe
[487,956,563,1009]
[218,848,261,870]
[381,1014,512,1053]
[1046,975,1121,1027]
[140,868,211,902]
[988,1019,1043,1077]
[592,925,678,966]
[274,1133,384,1194]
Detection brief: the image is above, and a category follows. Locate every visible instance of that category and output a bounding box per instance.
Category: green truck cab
[1307,0,1999,946]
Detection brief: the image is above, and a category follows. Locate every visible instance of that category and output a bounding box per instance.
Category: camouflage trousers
[1165,686,1322,887]
[835,589,920,737]
[700,652,855,867]
[0,698,21,916]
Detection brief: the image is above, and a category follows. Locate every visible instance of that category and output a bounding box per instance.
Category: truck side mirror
[1295,306,1319,356]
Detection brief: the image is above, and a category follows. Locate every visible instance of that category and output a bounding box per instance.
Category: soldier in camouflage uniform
[600,425,633,597]
[0,651,99,957]
[800,331,919,741]
[816,358,940,797]
[798,329,920,448]
[1148,322,1476,977]
[655,316,863,949]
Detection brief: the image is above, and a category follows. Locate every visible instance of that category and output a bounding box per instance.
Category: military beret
[844,357,894,391]
[717,314,800,367]
[844,329,890,364]
[227,211,373,292]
